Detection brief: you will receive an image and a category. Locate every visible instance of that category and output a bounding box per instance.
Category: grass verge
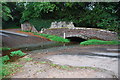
[0,50,27,78]
[0,56,33,78]
[0,47,11,51]
[34,33,70,42]
[1,62,23,78]
[34,61,98,71]
[80,39,120,46]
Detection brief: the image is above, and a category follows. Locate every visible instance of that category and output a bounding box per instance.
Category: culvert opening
[66,37,87,43]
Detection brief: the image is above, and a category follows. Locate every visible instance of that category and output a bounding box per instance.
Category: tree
[2,2,120,33]
[20,2,58,23]
[2,2,13,21]
[2,2,25,29]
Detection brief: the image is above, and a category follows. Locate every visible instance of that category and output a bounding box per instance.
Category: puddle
[19,42,79,51]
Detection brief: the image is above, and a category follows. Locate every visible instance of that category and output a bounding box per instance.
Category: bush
[34,33,70,42]
[1,50,26,64]
[10,50,26,57]
[80,39,120,46]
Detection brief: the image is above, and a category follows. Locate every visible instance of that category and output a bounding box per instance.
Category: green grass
[0,47,11,51]
[34,33,70,42]
[1,55,10,63]
[22,30,31,32]
[19,57,33,62]
[0,57,22,78]
[10,50,26,57]
[0,50,26,78]
[1,62,23,78]
[79,66,97,70]
[80,39,120,46]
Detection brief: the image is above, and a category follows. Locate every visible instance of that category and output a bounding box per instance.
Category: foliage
[2,2,120,33]
[21,2,57,23]
[83,3,120,32]
[1,62,22,78]
[19,57,33,61]
[1,55,10,63]
[10,50,26,57]
[50,63,57,67]
[22,30,31,32]
[2,2,13,21]
[2,21,20,29]
[0,57,33,78]
[29,18,53,31]
[0,47,11,51]
[40,61,47,64]
[80,39,120,46]
[34,33,70,42]
[0,50,26,78]
[2,2,25,29]
[1,50,25,64]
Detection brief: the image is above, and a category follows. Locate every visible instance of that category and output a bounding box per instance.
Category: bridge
[42,27,118,41]
[20,22,118,41]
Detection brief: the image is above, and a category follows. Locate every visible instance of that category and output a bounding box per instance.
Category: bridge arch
[65,36,87,43]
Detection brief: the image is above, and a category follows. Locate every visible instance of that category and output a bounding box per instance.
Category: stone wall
[50,21,75,28]
[21,22,38,33]
[43,28,118,41]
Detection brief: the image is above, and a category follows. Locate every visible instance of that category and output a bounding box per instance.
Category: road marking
[0,30,29,37]
[107,49,120,51]
[92,52,119,57]
[0,33,9,37]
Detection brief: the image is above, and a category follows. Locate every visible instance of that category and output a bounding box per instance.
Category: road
[1,30,50,48]
[1,30,119,78]
[11,45,119,78]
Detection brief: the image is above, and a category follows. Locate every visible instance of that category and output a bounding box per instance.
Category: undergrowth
[0,50,26,78]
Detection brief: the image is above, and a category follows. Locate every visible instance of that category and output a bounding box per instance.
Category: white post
[63,32,66,39]
[40,29,43,33]
[41,30,43,33]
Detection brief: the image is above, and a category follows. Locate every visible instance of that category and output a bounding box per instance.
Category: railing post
[63,32,66,39]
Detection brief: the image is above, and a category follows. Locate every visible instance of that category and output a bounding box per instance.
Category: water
[19,42,80,52]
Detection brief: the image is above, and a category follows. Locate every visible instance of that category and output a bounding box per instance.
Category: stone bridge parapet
[42,27,118,41]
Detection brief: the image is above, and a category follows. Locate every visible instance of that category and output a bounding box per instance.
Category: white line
[107,49,120,51]
[0,33,9,37]
[0,30,29,37]
[92,52,119,56]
